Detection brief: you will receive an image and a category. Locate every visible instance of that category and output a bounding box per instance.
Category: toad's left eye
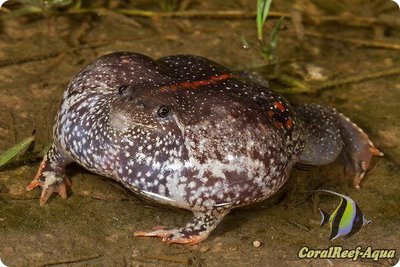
[157,106,170,118]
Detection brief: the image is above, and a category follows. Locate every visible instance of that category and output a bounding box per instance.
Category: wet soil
[0,0,399,266]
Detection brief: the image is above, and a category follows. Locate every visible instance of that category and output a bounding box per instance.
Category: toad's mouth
[130,121,157,130]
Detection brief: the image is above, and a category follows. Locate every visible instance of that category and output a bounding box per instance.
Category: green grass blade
[256,0,273,41]
[0,136,35,168]
[267,16,285,62]
[269,16,285,48]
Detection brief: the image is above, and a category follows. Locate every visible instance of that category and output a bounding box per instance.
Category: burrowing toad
[27,52,382,244]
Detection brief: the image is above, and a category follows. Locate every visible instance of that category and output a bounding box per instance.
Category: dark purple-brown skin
[27,52,383,244]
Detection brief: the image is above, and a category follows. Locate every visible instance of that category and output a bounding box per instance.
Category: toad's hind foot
[337,113,383,189]
[26,144,72,206]
[296,104,383,189]
[134,210,229,245]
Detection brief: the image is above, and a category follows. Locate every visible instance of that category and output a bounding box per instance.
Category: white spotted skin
[51,52,318,213]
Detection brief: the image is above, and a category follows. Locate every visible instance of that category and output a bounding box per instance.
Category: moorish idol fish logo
[316,189,371,241]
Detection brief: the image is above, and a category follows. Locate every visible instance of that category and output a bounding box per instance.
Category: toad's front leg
[27,144,73,206]
[134,209,230,245]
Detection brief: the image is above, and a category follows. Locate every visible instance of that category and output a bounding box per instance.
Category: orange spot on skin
[274,121,283,129]
[160,73,234,92]
[267,104,293,131]
[286,118,293,129]
[273,101,286,112]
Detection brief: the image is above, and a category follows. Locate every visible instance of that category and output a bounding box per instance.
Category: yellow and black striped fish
[317,189,371,241]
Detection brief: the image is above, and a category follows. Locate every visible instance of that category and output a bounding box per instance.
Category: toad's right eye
[157,106,170,118]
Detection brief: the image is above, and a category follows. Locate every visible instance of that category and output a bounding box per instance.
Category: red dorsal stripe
[160,73,234,92]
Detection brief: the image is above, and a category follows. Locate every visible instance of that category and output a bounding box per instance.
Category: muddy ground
[0,0,399,266]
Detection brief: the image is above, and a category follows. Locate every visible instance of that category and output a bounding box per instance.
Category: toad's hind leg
[134,209,230,245]
[27,144,73,206]
[295,104,383,189]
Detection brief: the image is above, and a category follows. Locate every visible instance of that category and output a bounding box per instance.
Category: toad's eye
[118,85,129,95]
[157,106,170,118]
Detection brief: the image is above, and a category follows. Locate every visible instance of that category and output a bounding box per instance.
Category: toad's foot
[134,210,229,245]
[27,170,71,206]
[134,226,208,245]
[26,144,72,206]
[337,113,383,189]
[296,104,383,189]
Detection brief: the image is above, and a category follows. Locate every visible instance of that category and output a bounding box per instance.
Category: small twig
[70,18,92,46]
[0,51,62,68]
[94,8,142,28]
[304,14,400,29]
[40,254,103,266]
[141,254,190,265]
[67,8,400,30]
[277,66,400,94]
[316,67,400,90]
[286,219,310,231]
[0,41,110,69]
[305,30,400,51]
[99,9,269,19]
[0,195,38,201]
[3,5,400,30]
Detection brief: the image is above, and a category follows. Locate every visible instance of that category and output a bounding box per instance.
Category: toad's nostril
[136,102,145,109]
[132,99,147,109]
[118,85,129,95]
